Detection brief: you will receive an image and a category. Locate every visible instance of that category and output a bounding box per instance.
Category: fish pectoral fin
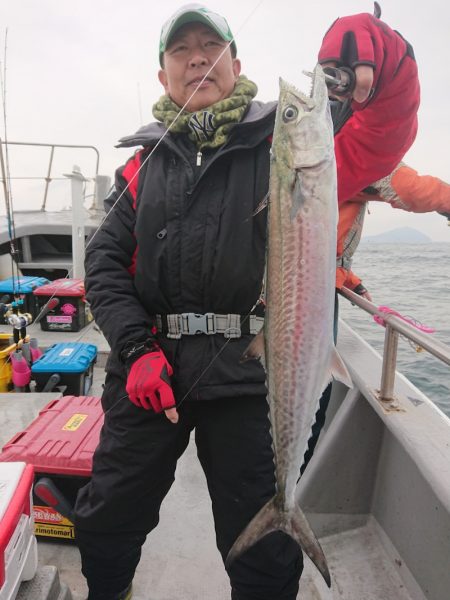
[330,345,352,388]
[290,174,306,220]
[226,495,331,589]
[252,192,269,216]
[240,330,265,366]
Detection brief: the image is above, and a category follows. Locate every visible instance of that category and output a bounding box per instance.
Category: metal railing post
[0,141,101,211]
[64,165,87,279]
[379,325,399,402]
[93,174,111,211]
[339,287,450,407]
[41,145,55,211]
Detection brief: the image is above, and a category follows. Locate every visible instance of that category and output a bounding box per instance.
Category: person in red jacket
[74,5,420,599]
[319,12,420,203]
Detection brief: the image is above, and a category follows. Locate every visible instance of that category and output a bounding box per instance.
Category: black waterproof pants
[74,373,303,600]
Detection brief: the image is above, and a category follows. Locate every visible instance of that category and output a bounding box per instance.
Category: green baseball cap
[159,3,237,66]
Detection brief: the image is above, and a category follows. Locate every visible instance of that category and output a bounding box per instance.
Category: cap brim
[159,11,236,66]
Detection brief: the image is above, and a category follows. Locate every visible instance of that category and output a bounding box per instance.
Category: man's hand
[126,349,179,423]
[322,62,374,104]
[353,283,372,302]
[352,65,374,103]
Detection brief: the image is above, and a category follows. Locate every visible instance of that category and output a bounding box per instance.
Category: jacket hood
[116,100,277,149]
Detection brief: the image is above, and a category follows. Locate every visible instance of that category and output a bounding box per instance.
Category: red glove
[126,349,175,412]
[318,12,417,108]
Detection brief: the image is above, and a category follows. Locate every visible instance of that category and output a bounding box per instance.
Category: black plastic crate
[33,278,91,332]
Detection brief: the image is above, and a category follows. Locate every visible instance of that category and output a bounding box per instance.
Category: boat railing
[0,138,102,211]
[339,286,450,403]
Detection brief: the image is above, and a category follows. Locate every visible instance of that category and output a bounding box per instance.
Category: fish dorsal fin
[330,345,352,388]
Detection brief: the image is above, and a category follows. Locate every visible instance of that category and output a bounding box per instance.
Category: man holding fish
[74,3,419,599]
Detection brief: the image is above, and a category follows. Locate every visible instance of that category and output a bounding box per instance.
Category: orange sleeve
[336,267,362,290]
[391,165,450,212]
[336,199,365,257]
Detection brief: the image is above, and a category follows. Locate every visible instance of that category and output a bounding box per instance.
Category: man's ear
[232,59,241,80]
[158,69,169,91]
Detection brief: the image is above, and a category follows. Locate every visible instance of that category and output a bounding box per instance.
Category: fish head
[272,65,334,172]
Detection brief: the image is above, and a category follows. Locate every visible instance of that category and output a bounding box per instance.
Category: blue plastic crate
[31,342,98,395]
[0,276,50,295]
[0,276,50,323]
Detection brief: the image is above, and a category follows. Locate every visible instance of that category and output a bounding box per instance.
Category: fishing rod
[302,66,356,98]
[0,28,49,391]
[1,28,24,324]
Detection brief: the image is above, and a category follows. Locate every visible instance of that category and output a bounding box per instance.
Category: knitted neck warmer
[152,75,258,149]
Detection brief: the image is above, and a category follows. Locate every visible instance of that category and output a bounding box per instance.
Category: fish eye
[282,105,298,122]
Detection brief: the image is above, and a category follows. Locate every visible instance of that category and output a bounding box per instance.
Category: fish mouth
[280,65,325,108]
[279,77,315,110]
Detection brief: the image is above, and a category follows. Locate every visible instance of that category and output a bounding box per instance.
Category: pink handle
[30,338,43,363]
[30,346,43,362]
[10,352,32,387]
[374,305,435,334]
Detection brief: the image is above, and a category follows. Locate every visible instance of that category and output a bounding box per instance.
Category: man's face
[158,22,241,112]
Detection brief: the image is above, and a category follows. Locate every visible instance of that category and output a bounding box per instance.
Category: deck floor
[36,431,414,600]
[1,380,414,600]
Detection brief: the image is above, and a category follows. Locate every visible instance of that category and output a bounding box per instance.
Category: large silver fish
[226,65,352,586]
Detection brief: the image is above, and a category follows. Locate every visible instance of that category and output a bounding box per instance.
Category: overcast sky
[1,0,450,240]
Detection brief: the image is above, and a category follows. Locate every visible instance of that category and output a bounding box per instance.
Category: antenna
[137,82,143,126]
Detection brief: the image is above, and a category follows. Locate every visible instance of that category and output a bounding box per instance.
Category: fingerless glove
[125,349,175,412]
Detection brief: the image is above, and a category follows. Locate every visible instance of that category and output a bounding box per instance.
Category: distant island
[361,227,432,244]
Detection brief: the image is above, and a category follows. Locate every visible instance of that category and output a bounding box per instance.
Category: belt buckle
[224,314,241,339]
[181,313,216,335]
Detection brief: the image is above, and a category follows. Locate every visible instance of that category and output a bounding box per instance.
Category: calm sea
[339,242,450,418]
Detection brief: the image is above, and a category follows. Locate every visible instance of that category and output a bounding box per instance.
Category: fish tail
[225,495,331,588]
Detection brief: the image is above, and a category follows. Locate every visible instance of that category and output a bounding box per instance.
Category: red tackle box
[0,396,103,542]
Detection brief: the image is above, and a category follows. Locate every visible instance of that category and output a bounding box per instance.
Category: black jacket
[85,100,277,401]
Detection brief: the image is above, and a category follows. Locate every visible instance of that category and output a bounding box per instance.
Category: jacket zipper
[160,136,271,194]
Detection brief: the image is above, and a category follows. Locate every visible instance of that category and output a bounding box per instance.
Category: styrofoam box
[0,462,38,600]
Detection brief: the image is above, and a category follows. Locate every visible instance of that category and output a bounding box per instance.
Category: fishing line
[102,312,255,418]
[0,28,21,295]
[4,2,268,396]
[32,0,268,335]
[84,0,266,253]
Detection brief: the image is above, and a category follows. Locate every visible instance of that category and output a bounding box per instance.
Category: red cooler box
[32,278,92,332]
[0,396,103,542]
[0,462,38,600]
